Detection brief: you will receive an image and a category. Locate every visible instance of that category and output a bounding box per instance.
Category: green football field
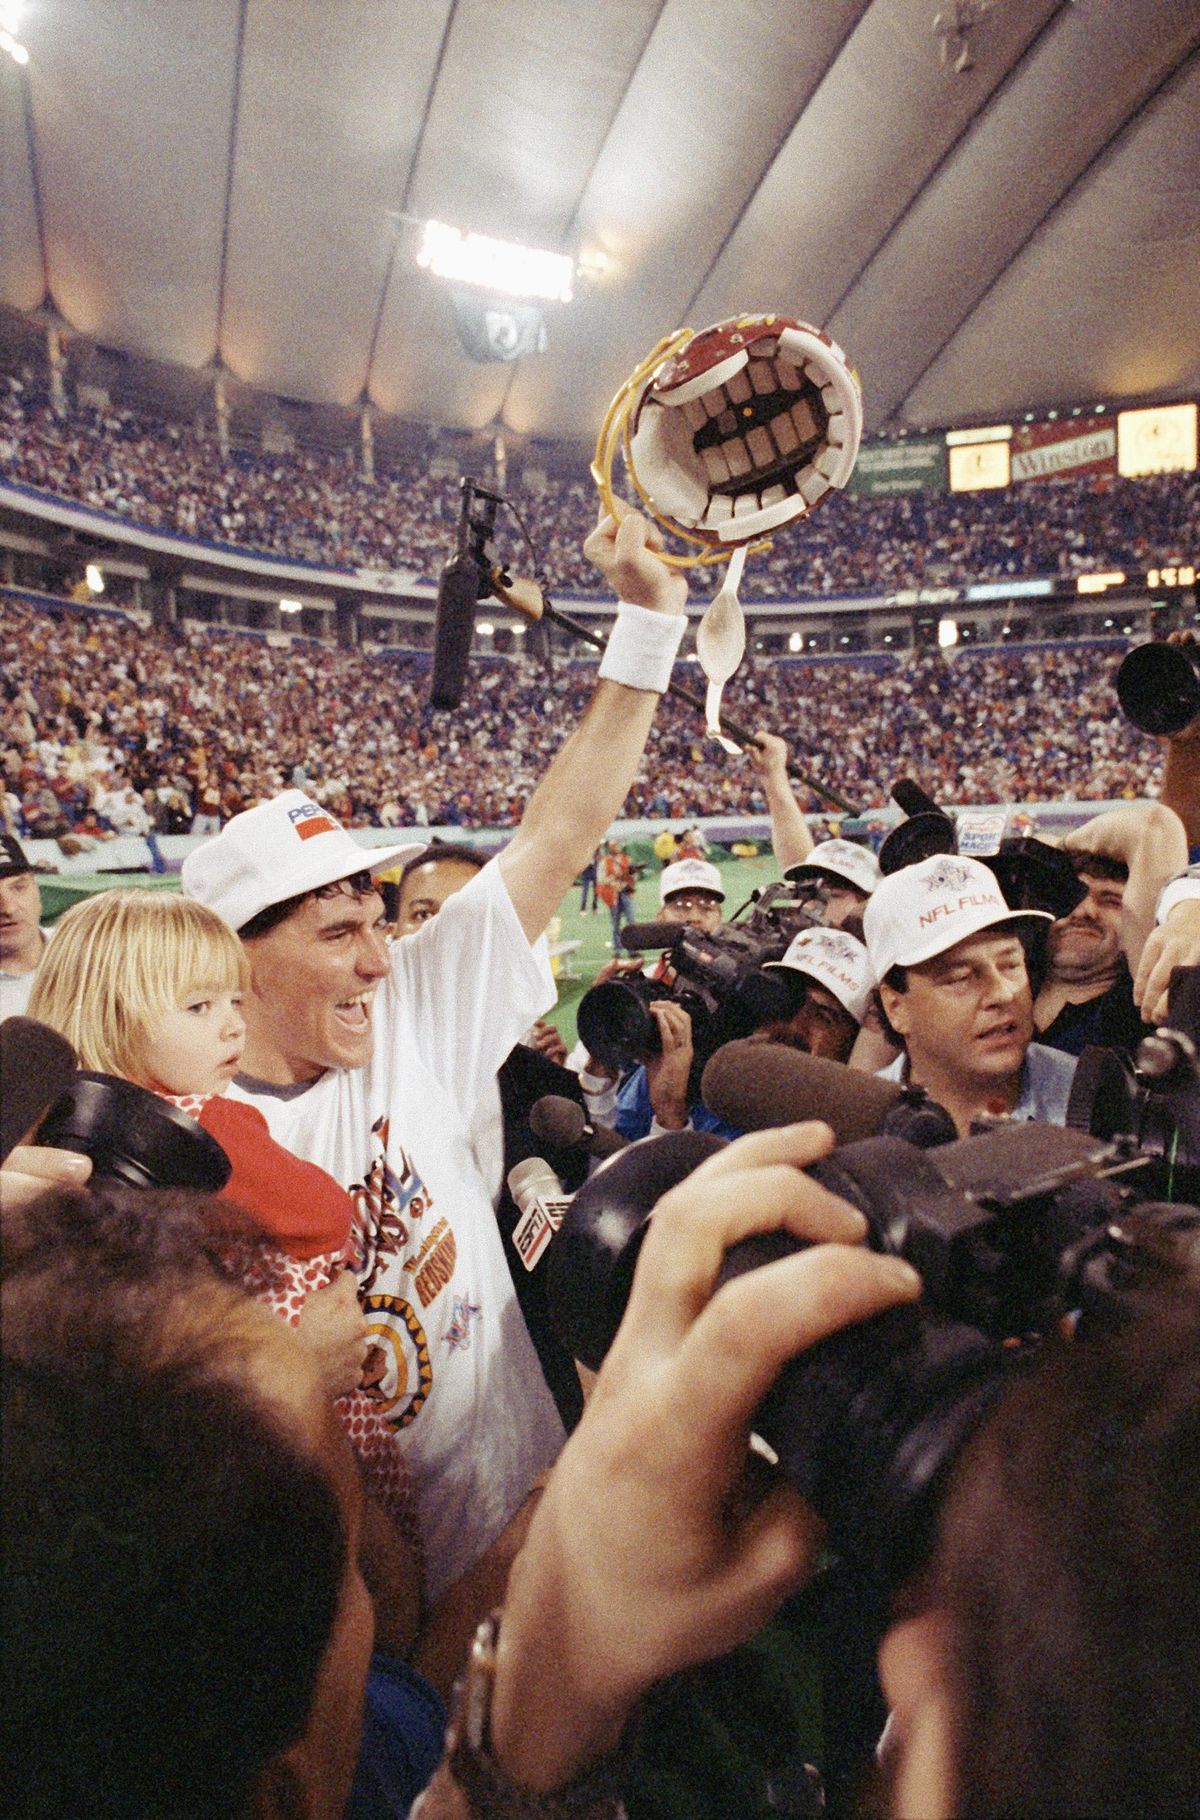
[543,851,788,1049]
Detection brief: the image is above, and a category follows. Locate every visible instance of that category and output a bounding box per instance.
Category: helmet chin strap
[695,545,747,753]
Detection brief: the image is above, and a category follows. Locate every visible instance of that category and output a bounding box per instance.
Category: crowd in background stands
[2,378,1197,598]
[1,589,1164,840]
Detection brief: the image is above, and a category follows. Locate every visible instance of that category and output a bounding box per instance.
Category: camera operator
[746,731,881,929]
[613,925,874,1139]
[1034,802,1189,1056]
[411,1120,1200,1819]
[864,855,1078,1137]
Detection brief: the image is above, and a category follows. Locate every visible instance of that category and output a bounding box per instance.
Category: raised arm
[748,730,814,873]
[498,508,687,943]
[1064,801,1189,975]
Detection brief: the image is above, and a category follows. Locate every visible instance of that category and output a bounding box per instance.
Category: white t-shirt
[230,859,563,1596]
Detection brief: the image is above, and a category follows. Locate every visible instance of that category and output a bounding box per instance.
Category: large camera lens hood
[35,1071,232,1192]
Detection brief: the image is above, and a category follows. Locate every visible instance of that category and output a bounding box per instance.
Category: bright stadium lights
[477,621,495,638]
[279,597,303,615]
[85,565,104,594]
[938,617,959,648]
[1077,572,1125,595]
[788,632,803,652]
[417,220,574,303]
[945,424,1012,446]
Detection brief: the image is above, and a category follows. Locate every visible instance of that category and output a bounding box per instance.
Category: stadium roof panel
[1,0,1197,438]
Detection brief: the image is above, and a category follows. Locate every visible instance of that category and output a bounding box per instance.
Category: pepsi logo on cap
[287,803,338,841]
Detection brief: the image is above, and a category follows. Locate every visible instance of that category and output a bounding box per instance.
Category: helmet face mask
[625,315,863,548]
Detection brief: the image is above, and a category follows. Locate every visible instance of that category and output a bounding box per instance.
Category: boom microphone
[700,1039,956,1149]
[530,1094,630,1161]
[429,553,485,710]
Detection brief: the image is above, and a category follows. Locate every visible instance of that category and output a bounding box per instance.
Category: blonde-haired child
[29,888,420,1568]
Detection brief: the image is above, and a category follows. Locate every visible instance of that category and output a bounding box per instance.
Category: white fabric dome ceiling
[1,0,1198,441]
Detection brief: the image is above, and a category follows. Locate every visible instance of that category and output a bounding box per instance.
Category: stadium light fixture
[788,632,803,652]
[279,597,303,615]
[477,621,495,637]
[938,617,959,648]
[417,220,574,303]
[85,564,104,594]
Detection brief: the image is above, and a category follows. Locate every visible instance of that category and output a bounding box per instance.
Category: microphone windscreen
[530,1094,588,1149]
[701,1039,906,1148]
[890,778,944,819]
[0,1017,79,1163]
[620,921,681,952]
[429,555,484,710]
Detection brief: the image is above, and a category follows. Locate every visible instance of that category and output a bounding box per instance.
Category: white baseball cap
[765,926,875,1025]
[182,791,422,931]
[660,858,725,904]
[864,854,1053,981]
[787,839,881,898]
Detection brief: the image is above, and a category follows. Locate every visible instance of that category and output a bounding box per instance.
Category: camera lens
[576,976,670,1074]
[35,1073,232,1192]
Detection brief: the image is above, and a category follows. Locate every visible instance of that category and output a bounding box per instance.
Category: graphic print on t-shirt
[349,1115,433,1293]
[360,1290,433,1429]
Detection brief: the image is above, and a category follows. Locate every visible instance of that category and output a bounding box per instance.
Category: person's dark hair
[395,840,487,898]
[1068,849,1129,885]
[237,867,376,939]
[2,1185,346,1820]
[927,1284,1200,1817]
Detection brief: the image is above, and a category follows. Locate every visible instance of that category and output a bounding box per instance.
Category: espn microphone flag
[449,287,548,363]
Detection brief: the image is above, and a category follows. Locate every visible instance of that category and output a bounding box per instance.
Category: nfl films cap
[765,926,875,1025]
[786,838,881,897]
[660,858,725,903]
[864,854,1053,982]
[0,832,34,879]
[181,791,422,931]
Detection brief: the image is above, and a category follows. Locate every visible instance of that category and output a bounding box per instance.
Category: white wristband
[1156,871,1200,923]
[599,601,686,694]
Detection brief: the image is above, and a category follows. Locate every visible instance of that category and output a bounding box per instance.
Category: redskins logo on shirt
[360,1293,432,1430]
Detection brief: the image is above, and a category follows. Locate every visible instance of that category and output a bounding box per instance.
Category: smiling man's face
[241,880,390,1084]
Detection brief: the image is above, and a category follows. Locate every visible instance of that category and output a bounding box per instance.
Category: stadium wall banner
[847,437,948,496]
[1010,416,1116,484]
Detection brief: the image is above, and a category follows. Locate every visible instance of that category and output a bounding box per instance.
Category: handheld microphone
[507,1156,574,1272]
[700,1040,956,1149]
[530,1094,630,1161]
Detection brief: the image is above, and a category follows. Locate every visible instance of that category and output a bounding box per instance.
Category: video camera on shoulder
[575,882,821,1077]
[879,778,1086,920]
[547,964,1200,1597]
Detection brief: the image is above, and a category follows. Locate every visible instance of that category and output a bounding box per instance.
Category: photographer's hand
[644,999,694,1129]
[1134,897,1200,1027]
[489,1122,921,1793]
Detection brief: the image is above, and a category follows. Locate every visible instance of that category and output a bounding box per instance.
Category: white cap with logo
[182,791,422,931]
[765,926,875,1025]
[864,854,1052,981]
[787,838,881,897]
[659,858,725,904]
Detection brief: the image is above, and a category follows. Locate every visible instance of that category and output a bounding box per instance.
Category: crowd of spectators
[2,377,1197,598]
[1,587,1164,841]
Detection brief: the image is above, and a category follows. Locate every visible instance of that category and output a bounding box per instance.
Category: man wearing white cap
[864,854,1077,1139]
[760,925,875,1064]
[658,856,725,935]
[182,508,688,1600]
[787,838,882,931]
[615,923,874,1139]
